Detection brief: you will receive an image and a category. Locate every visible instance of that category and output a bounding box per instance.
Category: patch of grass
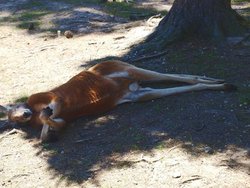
[14,96,28,103]
[0,10,51,30]
[19,0,47,10]
[155,141,166,150]
[41,143,61,154]
[18,10,50,29]
[104,2,167,20]
[42,143,50,149]
[19,11,48,20]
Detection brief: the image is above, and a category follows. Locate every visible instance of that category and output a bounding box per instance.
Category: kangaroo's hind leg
[127,66,224,85]
[118,83,235,104]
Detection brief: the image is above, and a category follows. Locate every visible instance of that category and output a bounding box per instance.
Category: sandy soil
[0,1,250,188]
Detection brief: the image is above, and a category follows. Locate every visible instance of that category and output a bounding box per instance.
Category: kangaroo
[0,60,235,142]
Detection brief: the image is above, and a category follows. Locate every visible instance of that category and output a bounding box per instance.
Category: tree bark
[130,0,247,56]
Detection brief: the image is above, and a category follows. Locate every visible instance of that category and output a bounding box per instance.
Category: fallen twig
[114,36,125,40]
[29,44,57,54]
[182,176,202,184]
[167,144,182,153]
[40,44,57,49]
[132,50,168,62]
[0,128,23,142]
[88,42,97,45]
[11,173,30,179]
[73,138,94,143]
[144,156,164,164]
[1,153,13,157]
[128,156,165,164]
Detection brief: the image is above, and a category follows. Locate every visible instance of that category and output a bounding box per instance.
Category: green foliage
[155,141,166,150]
[14,96,28,103]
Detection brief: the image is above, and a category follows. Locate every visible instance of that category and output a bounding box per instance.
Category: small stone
[172,172,181,178]
[57,30,61,37]
[204,146,213,154]
[64,30,74,39]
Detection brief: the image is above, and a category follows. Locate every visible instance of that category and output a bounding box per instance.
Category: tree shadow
[1,0,249,186]
[7,86,249,185]
[1,39,250,186]
[0,0,167,36]
[74,32,249,184]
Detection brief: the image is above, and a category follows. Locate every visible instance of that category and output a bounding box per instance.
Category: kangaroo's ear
[0,105,13,116]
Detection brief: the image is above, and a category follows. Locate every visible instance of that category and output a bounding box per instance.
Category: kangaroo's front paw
[40,107,53,121]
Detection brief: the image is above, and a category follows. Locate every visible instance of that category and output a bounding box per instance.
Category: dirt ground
[0,0,250,187]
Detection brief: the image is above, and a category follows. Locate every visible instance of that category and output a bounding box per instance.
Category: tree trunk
[131,0,247,56]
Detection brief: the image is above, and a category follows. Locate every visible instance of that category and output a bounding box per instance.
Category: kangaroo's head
[0,103,33,123]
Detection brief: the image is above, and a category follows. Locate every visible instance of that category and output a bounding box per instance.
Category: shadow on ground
[0,0,249,186]
[0,0,167,35]
[1,43,249,185]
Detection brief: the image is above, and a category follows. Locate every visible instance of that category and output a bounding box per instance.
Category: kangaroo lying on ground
[0,60,235,142]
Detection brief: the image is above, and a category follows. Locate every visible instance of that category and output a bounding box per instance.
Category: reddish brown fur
[27,61,134,128]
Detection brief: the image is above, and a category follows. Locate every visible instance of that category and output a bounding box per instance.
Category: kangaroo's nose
[23,111,32,118]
